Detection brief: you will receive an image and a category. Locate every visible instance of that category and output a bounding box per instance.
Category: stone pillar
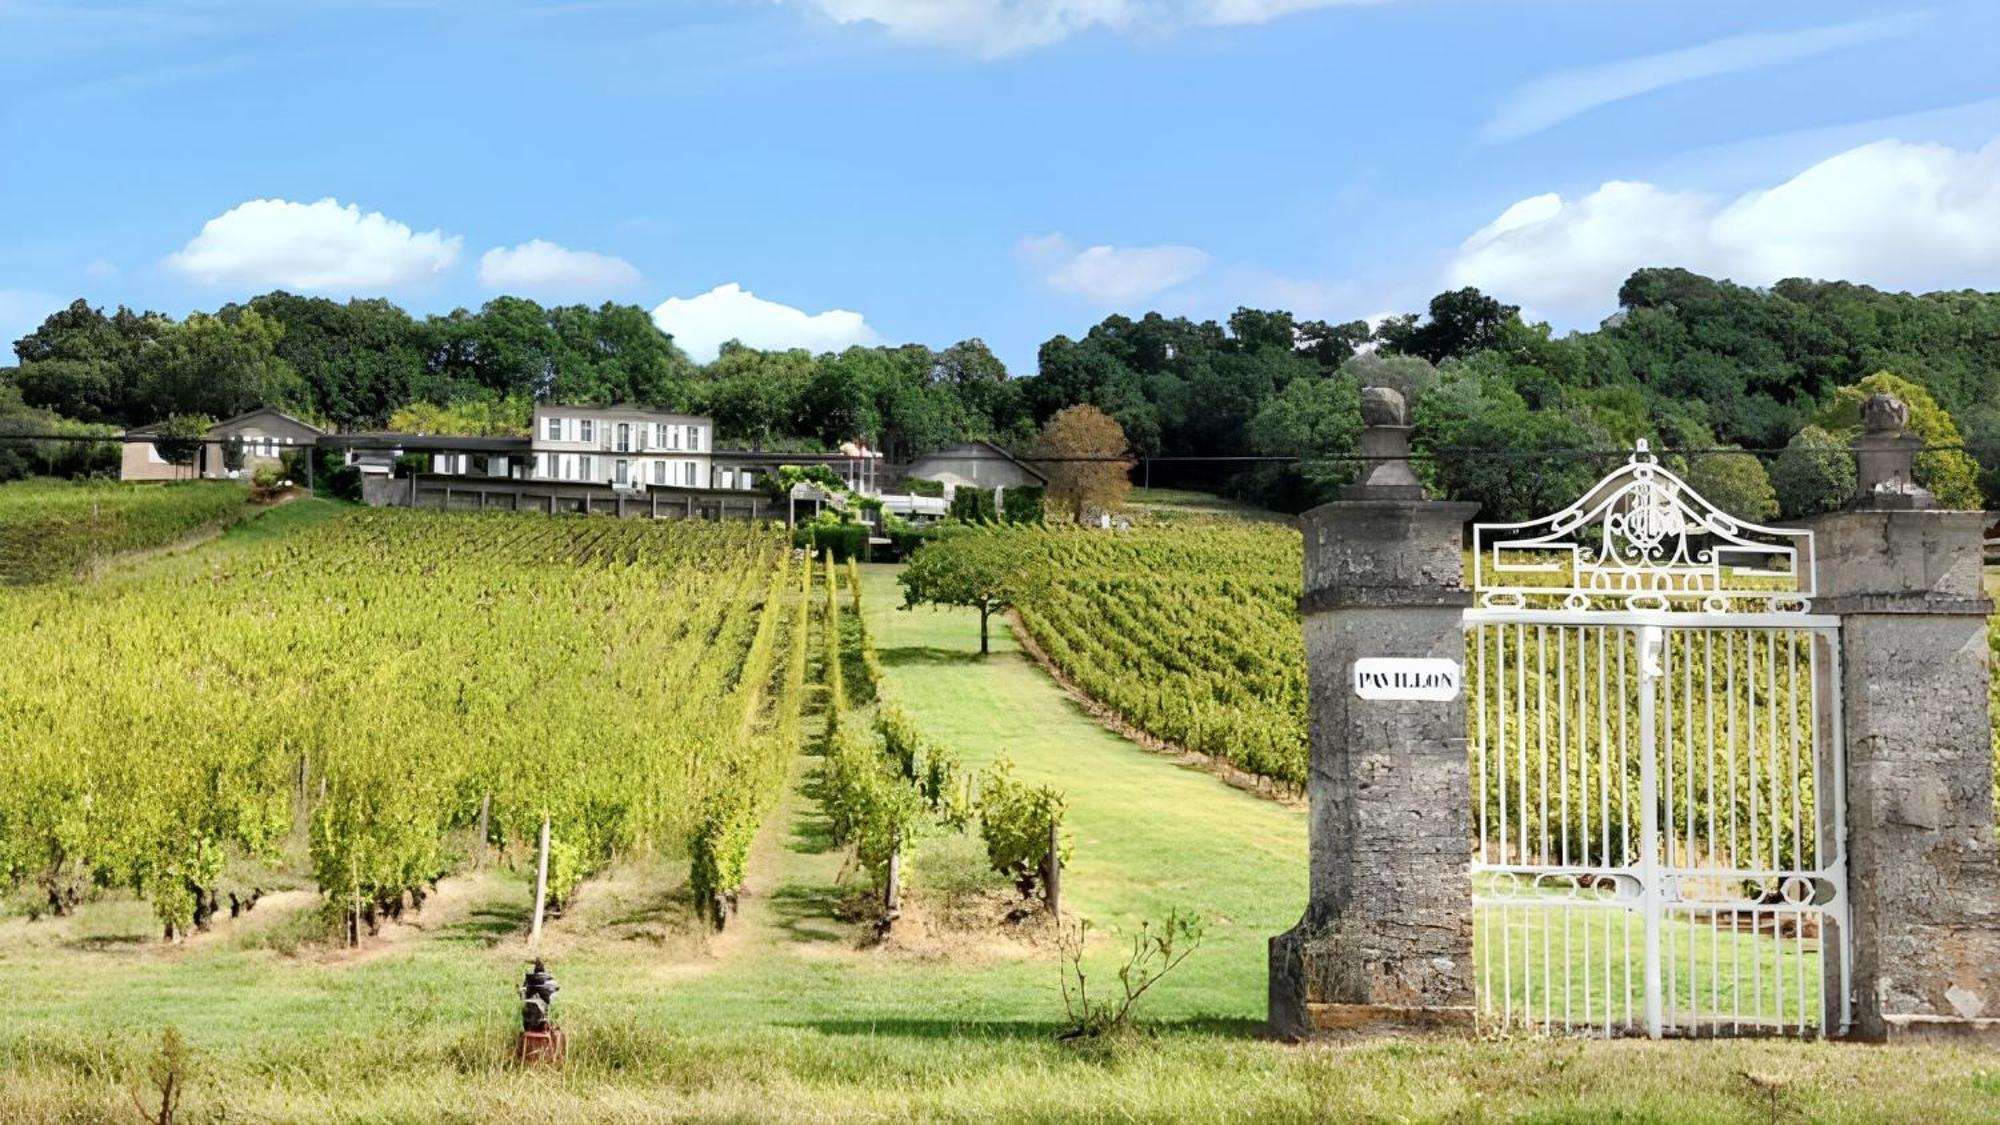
[1804,393,2000,1043]
[1269,387,1479,1039]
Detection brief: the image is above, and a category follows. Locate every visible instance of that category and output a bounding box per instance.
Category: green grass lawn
[0,541,1992,1121]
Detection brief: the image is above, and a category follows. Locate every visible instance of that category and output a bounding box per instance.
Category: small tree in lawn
[154,414,213,479]
[1035,405,1132,523]
[900,539,1012,655]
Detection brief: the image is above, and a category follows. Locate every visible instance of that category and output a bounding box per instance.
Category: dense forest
[6,268,2000,521]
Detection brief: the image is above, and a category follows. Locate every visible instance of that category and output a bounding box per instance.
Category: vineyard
[0,479,248,585]
[0,509,808,938]
[906,524,1310,785]
[0,513,1989,1120]
[903,523,2000,824]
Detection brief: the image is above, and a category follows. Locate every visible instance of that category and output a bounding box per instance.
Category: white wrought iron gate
[1465,443,1849,1039]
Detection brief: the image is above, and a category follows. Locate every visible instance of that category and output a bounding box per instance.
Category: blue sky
[3,1,1998,374]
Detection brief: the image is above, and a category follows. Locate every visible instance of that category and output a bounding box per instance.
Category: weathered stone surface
[1300,501,1474,598]
[1806,509,1986,610]
[1803,507,2000,1041]
[1270,496,1478,1040]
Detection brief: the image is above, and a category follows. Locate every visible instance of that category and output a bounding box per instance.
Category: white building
[530,404,711,491]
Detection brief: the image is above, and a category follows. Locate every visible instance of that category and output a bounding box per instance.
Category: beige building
[121,408,325,482]
[531,404,713,491]
[902,440,1047,494]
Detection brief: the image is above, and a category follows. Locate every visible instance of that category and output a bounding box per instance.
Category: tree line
[7,268,2000,520]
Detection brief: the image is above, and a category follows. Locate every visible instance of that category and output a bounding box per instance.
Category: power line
[0,431,1990,465]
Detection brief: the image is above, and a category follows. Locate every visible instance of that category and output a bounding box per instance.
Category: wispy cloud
[1017,233,1211,304]
[1479,14,1927,145]
[796,0,1376,59]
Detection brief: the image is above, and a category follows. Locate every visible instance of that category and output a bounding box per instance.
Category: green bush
[976,757,1068,899]
[1002,485,1044,524]
[322,464,364,503]
[820,725,923,887]
[905,478,945,498]
[689,793,758,929]
[877,702,970,828]
[796,515,867,561]
[949,487,996,523]
[249,464,288,502]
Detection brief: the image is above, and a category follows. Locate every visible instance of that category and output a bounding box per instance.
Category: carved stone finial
[1360,385,1407,427]
[1342,386,1424,500]
[1851,392,1933,510]
[1862,393,1909,435]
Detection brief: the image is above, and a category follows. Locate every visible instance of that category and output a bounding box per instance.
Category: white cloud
[478,239,641,296]
[164,197,460,290]
[799,0,1368,57]
[1447,136,2000,322]
[1480,15,1921,144]
[83,259,118,280]
[1018,233,1210,304]
[650,283,879,362]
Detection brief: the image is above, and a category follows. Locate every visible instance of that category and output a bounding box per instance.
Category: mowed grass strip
[860,562,1307,1020]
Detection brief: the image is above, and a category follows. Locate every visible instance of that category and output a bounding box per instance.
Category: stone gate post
[1268,388,1479,1039]
[1804,393,2000,1042]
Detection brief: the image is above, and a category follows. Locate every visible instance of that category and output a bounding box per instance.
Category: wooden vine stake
[883,829,903,930]
[529,814,551,951]
[475,793,492,869]
[1043,818,1061,918]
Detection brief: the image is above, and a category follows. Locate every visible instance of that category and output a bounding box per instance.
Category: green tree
[703,344,817,448]
[1685,449,1778,521]
[1376,287,1520,364]
[1770,425,1855,518]
[1411,357,1610,523]
[154,414,214,477]
[146,311,303,423]
[1035,405,1132,523]
[899,538,1014,655]
[797,349,884,448]
[11,300,172,425]
[245,292,422,428]
[387,396,532,437]
[1241,374,1362,511]
[547,302,695,407]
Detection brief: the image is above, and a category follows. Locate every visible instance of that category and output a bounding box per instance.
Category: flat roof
[532,403,711,421]
[319,433,533,453]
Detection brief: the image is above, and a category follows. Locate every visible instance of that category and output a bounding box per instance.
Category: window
[580,419,594,444]
[615,459,629,485]
[653,460,666,485]
[616,423,631,453]
[546,416,562,441]
[580,455,596,480]
[654,423,668,448]
[687,426,702,451]
[684,460,695,487]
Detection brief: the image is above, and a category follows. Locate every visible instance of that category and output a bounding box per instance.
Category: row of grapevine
[0,509,807,938]
[817,561,1065,913]
[904,524,1310,786]
[0,479,248,585]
